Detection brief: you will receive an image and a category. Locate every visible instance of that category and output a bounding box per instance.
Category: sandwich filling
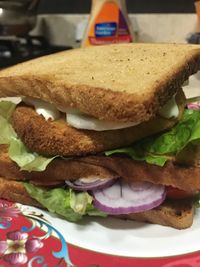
[0,98,200,224]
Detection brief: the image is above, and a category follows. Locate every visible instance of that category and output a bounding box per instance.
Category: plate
[0,200,200,267]
[24,205,200,258]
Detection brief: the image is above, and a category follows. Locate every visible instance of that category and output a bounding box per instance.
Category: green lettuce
[0,114,17,144]
[193,192,200,207]
[0,100,16,120]
[8,138,56,171]
[0,101,17,144]
[106,109,200,167]
[0,101,56,172]
[24,183,107,222]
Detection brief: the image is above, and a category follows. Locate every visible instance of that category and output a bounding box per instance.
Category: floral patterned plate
[0,199,200,267]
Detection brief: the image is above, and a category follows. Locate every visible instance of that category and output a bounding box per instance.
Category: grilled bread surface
[0,43,199,122]
[0,177,42,208]
[121,200,194,229]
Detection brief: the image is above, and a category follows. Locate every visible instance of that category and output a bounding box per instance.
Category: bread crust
[11,87,185,157]
[0,43,199,122]
[0,177,42,207]
[121,199,194,229]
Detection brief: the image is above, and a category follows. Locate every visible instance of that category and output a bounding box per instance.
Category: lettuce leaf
[0,100,16,120]
[0,115,17,144]
[24,183,107,221]
[106,109,200,166]
[0,101,56,172]
[193,192,200,207]
[0,101,17,144]
[8,138,56,171]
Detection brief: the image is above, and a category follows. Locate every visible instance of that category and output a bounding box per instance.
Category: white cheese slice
[158,95,179,119]
[23,98,60,120]
[66,112,138,131]
[22,93,179,131]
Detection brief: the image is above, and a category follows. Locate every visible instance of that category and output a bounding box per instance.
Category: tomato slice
[166,186,195,200]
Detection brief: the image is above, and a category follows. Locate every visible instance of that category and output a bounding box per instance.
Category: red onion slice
[92,180,166,214]
[65,177,117,191]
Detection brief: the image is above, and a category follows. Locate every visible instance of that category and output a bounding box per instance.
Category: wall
[31,0,199,49]
[32,13,198,47]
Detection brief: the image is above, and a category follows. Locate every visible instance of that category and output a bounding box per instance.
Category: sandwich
[0,43,200,229]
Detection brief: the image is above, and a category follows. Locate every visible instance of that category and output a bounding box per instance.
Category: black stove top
[0,36,72,68]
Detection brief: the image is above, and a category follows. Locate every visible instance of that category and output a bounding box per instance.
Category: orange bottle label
[85,2,133,46]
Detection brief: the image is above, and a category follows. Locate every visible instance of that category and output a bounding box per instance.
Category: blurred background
[0,0,198,68]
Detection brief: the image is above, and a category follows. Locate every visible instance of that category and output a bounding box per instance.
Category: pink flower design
[0,241,7,254]
[3,253,28,265]
[0,230,44,265]
[0,201,20,219]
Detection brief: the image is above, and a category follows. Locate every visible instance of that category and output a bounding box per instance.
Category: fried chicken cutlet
[11,87,185,157]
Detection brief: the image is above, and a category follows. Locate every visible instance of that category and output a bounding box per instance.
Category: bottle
[81,0,134,47]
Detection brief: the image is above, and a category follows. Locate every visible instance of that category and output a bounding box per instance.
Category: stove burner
[0,36,72,68]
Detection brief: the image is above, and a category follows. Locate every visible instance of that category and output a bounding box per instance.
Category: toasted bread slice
[0,43,199,123]
[0,177,42,208]
[1,144,200,192]
[0,177,194,229]
[11,88,185,156]
[121,200,194,229]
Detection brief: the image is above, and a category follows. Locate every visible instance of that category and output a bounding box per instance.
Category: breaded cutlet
[11,89,185,157]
